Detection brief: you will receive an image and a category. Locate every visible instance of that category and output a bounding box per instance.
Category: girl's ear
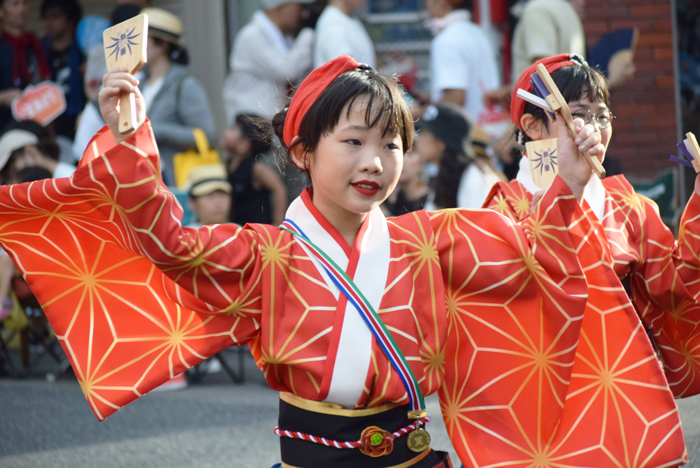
[289,136,310,171]
[520,113,544,141]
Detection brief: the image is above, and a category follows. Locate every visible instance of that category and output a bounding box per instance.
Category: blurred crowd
[0,0,636,376]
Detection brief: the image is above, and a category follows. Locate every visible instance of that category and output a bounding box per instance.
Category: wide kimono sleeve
[435,176,611,467]
[619,180,700,398]
[0,123,264,420]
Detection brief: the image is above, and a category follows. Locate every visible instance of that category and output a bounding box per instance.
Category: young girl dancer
[0,56,610,467]
[484,53,699,467]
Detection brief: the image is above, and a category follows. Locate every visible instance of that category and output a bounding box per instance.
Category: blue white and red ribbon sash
[280,219,426,416]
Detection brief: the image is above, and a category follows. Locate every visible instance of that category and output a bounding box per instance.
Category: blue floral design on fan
[106,27,141,59]
[532,147,558,175]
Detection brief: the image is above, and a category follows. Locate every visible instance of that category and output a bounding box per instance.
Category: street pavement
[1,352,699,468]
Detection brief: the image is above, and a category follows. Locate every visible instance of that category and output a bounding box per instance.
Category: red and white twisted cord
[273,416,430,449]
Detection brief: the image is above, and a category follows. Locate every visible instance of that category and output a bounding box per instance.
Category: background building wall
[584,0,677,179]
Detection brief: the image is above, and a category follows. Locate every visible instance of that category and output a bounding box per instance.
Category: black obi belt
[277,393,451,468]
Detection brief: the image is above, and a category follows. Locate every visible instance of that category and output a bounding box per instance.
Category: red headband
[283,55,361,147]
[511,54,576,131]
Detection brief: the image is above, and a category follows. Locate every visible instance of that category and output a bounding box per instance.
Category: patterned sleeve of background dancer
[625,182,700,398]
[482,179,533,222]
[434,175,605,466]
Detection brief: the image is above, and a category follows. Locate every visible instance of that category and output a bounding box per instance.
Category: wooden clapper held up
[516,63,607,189]
[103,14,148,134]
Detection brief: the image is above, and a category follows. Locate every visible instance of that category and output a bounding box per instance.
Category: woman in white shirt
[313,0,375,68]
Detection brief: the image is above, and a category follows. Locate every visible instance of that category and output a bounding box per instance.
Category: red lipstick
[351,180,380,197]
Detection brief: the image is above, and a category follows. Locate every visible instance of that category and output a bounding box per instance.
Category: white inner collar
[284,194,391,408]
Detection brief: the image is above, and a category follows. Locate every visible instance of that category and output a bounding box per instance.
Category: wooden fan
[103,14,148,134]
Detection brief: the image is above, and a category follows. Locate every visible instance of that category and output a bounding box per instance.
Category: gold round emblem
[406,428,430,453]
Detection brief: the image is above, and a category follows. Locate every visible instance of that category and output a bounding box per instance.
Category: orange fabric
[483,176,697,468]
[0,123,683,467]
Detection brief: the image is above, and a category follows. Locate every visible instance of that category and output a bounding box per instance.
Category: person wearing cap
[137,7,215,187]
[186,164,232,228]
[414,102,505,210]
[424,0,500,130]
[222,0,314,123]
[0,128,74,184]
[313,0,376,69]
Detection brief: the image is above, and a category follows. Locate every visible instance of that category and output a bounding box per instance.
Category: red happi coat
[484,174,699,466]
[0,123,680,467]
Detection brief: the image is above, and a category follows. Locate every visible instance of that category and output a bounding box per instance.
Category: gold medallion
[406,428,430,453]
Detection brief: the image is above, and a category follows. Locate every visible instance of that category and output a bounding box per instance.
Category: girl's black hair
[235,113,273,158]
[272,68,414,188]
[518,62,611,145]
[433,147,469,209]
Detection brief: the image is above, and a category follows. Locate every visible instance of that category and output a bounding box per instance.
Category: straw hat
[0,130,39,171]
[187,164,232,197]
[142,8,182,44]
[470,126,491,159]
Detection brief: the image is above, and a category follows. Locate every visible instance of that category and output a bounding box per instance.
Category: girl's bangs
[299,70,414,153]
[555,64,611,107]
[345,82,407,139]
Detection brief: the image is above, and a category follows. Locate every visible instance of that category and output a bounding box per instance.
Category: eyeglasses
[570,108,616,129]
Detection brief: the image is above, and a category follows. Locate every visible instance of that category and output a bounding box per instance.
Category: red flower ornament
[359,426,394,457]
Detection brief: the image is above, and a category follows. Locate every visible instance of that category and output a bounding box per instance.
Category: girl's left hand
[556,116,604,202]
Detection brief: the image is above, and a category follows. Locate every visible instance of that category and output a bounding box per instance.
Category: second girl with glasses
[484,53,700,467]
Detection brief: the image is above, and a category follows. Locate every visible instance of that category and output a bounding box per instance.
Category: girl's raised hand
[556,116,604,202]
[98,68,146,144]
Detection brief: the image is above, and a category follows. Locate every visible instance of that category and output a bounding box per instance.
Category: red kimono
[0,124,685,467]
[482,160,698,467]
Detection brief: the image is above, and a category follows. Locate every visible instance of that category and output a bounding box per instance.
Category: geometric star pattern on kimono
[484,176,698,467]
[0,122,685,467]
